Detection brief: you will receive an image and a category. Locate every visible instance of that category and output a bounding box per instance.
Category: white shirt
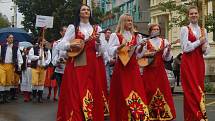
[57,22,102,51]
[108,31,142,58]
[52,38,67,73]
[0,43,23,68]
[136,37,173,61]
[28,47,51,67]
[180,23,210,55]
[100,33,111,64]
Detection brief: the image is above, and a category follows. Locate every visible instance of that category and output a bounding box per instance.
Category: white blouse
[99,33,111,64]
[108,31,142,58]
[136,37,172,61]
[57,22,102,51]
[0,44,23,69]
[180,23,210,55]
[28,47,51,67]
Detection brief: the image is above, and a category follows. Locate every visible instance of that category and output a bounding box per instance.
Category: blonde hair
[115,13,135,34]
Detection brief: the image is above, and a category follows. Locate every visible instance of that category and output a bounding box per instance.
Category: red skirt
[181,50,207,121]
[141,52,176,120]
[44,67,57,88]
[109,55,149,121]
[57,55,106,121]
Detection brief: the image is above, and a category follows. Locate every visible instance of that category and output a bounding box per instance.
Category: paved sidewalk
[173,82,215,94]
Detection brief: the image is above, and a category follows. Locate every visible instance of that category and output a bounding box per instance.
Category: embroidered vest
[31,46,48,68]
[0,43,18,65]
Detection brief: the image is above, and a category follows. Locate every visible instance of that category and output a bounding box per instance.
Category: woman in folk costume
[137,24,176,120]
[21,47,32,102]
[57,4,108,121]
[180,6,210,121]
[108,13,149,121]
[44,40,58,101]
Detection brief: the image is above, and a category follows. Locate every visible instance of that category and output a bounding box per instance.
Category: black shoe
[32,97,37,103]
[3,91,10,103]
[38,90,43,103]
[10,96,18,100]
[38,96,43,103]
[53,98,58,102]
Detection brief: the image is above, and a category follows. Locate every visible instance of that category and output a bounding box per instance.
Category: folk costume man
[29,37,51,103]
[0,34,23,103]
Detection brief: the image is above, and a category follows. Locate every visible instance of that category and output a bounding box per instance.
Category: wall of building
[0,0,24,28]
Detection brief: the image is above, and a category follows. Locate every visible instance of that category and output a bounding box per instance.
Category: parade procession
[0,0,215,121]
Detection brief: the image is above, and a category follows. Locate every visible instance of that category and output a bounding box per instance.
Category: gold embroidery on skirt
[102,91,109,117]
[126,91,149,121]
[197,86,208,121]
[83,90,93,121]
[148,88,173,120]
[67,111,74,121]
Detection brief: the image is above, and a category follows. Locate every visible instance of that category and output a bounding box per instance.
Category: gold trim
[126,91,149,121]
[82,90,93,121]
[148,88,173,120]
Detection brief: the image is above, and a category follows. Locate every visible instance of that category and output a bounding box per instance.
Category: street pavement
[0,91,215,121]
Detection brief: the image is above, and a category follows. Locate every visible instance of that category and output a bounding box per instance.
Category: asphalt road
[0,92,215,121]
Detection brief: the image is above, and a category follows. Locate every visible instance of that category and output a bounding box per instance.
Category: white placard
[35,15,54,28]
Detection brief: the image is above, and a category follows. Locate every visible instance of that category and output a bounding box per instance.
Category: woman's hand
[202,43,208,52]
[199,36,206,44]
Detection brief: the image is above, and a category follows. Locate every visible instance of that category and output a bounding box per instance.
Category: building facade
[0,0,24,28]
[100,0,150,34]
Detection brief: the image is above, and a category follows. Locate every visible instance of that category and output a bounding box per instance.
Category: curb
[173,91,215,96]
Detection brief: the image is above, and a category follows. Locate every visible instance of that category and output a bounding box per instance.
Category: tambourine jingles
[67,39,85,57]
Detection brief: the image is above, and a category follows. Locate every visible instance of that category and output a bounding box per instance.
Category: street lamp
[10,5,17,27]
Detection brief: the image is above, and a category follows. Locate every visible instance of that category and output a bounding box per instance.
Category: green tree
[15,0,104,41]
[159,0,215,41]
[0,13,10,28]
[159,0,197,29]
[14,0,81,41]
[91,0,104,24]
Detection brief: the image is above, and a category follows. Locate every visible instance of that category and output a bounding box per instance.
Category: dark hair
[177,53,182,60]
[6,34,13,38]
[60,26,67,32]
[105,28,111,32]
[187,6,199,15]
[73,4,95,31]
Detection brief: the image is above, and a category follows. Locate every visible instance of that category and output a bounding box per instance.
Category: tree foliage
[159,0,214,34]
[91,0,104,24]
[0,13,10,28]
[14,0,82,41]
